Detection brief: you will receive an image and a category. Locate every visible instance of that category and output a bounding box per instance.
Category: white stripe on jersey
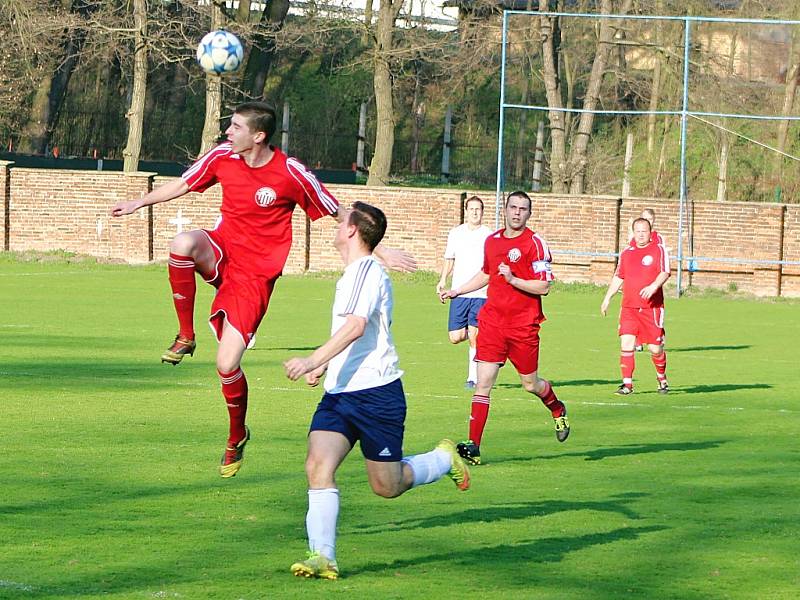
[657,243,670,272]
[532,233,554,281]
[286,157,338,214]
[182,142,233,188]
[343,259,374,315]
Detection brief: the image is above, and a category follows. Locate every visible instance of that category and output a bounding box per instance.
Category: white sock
[402,448,451,488]
[306,488,339,561]
[468,346,477,382]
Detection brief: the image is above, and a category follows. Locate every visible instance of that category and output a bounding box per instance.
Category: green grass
[1,256,798,599]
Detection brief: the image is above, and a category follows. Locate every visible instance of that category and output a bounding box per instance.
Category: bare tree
[122,0,147,172]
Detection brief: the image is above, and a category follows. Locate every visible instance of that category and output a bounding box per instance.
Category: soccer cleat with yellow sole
[436,439,471,491]
[161,335,196,365]
[290,552,339,580]
[219,426,250,478]
[553,412,570,443]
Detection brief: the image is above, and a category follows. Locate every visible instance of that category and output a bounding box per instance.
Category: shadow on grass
[349,524,667,576]
[528,440,727,462]
[667,345,751,352]
[349,493,647,534]
[678,383,771,394]
[495,378,617,390]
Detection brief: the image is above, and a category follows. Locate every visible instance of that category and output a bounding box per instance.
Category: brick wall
[1,162,798,297]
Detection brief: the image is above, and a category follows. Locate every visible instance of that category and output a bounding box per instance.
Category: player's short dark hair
[350,201,387,251]
[505,190,532,209]
[632,217,652,231]
[234,102,277,140]
[465,195,484,210]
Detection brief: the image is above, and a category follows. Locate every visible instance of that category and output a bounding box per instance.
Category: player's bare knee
[170,232,196,256]
[370,480,402,498]
[448,331,467,344]
[215,354,241,374]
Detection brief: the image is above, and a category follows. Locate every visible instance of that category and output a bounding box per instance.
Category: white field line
[0,580,35,592]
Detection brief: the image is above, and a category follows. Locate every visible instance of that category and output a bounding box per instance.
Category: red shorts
[476,319,541,375]
[202,229,277,346]
[618,306,665,345]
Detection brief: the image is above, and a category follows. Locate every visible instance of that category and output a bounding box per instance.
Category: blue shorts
[448,297,486,331]
[309,378,406,462]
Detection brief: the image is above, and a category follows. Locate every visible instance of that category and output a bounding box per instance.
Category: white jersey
[324,255,403,394]
[444,224,492,299]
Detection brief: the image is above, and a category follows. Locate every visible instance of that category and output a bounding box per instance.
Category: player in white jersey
[284,202,471,580]
[436,196,492,389]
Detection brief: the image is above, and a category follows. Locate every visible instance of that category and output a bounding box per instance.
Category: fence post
[356,102,367,172]
[281,101,290,154]
[621,132,634,198]
[532,121,544,192]
[441,105,452,183]
[717,134,729,202]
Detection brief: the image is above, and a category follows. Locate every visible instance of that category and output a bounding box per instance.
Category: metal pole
[441,105,452,184]
[495,9,510,229]
[676,18,691,297]
[356,102,367,172]
[532,121,544,192]
[281,101,290,154]
[622,131,634,198]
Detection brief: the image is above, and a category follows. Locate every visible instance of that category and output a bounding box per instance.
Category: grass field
[1,254,798,599]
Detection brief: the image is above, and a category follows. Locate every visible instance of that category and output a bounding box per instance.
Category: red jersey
[479,227,553,327]
[182,143,338,278]
[616,240,670,309]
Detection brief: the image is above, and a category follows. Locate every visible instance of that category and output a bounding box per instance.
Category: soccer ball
[196,30,244,75]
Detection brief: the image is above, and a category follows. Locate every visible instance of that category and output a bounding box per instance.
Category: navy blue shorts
[309,378,406,462]
[448,297,486,331]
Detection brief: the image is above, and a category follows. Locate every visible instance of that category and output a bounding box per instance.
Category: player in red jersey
[601,217,670,395]
[628,208,666,351]
[439,191,569,465]
[111,102,415,478]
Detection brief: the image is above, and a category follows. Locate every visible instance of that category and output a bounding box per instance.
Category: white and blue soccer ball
[196,30,244,75]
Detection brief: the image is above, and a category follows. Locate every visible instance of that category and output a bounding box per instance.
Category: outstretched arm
[439,270,490,303]
[110,177,189,217]
[284,314,367,381]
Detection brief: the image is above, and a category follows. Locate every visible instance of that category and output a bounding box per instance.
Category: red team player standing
[440,191,570,465]
[601,217,670,395]
[110,102,414,478]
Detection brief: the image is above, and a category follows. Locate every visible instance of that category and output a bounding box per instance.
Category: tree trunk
[241,0,290,100]
[367,0,402,186]
[123,0,148,172]
[538,1,568,193]
[774,29,799,174]
[18,26,86,154]
[200,4,225,155]
[568,0,632,195]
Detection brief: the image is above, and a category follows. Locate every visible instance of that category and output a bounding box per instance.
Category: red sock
[535,380,565,417]
[168,253,197,340]
[651,351,667,381]
[469,394,490,446]
[219,367,248,445]
[620,351,635,387]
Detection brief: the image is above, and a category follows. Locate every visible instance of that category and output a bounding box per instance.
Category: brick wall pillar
[113,172,154,263]
[752,205,784,296]
[589,197,621,285]
[0,160,12,251]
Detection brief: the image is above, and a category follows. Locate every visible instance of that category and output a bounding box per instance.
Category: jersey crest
[255,186,277,207]
[507,247,521,262]
[641,254,654,266]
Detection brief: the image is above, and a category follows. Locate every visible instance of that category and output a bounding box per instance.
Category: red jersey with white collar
[616,240,670,309]
[182,143,338,278]
[479,227,553,327]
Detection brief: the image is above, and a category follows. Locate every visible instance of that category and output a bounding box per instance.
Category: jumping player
[601,217,670,395]
[110,102,414,478]
[439,191,569,465]
[284,202,470,580]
